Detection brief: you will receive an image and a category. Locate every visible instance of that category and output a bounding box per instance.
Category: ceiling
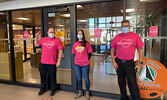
[12,9,41,26]
[0,0,16,3]
[3,0,167,26]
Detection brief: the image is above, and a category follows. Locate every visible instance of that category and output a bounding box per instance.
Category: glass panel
[35,27,42,53]
[13,24,24,60]
[0,12,11,81]
[12,9,41,84]
[99,24,105,28]
[125,0,167,98]
[48,11,71,85]
[107,17,111,23]
[24,26,34,59]
[77,1,124,94]
[77,0,167,97]
[99,17,106,23]
[89,18,94,28]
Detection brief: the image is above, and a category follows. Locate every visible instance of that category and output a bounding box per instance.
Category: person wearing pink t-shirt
[72,30,92,100]
[111,20,144,100]
[34,28,63,96]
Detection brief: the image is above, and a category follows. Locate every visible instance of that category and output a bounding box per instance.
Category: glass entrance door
[45,7,72,86]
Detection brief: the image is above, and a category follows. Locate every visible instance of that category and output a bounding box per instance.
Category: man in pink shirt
[111,20,144,100]
[34,28,63,96]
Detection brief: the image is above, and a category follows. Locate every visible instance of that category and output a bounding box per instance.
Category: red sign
[149,26,158,37]
[94,29,101,38]
[41,97,53,100]
[135,58,167,99]
[23,31,28,38]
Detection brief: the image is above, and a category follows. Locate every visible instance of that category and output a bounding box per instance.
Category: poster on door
[23,31,28,38]
[149,26,158,37]
[94,29,101,38]
[135,58,167,99]
[55,31,64,46]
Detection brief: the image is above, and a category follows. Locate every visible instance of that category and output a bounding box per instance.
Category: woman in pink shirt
[72,30,93,100]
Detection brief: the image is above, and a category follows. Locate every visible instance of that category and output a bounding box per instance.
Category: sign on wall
[23,31,28,38]
[135,58,167,99]
[149,26,158,37]
[94,29,101,38]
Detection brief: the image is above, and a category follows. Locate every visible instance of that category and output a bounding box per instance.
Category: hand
[56,61,61,67]
[135,63,143,73]
[112,60,119,70]
[35,31,40,38]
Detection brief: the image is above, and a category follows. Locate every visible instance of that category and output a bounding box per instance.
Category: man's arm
[111,48,118,70]
[138,48,144,62]
[135,48,144,73]
[56,49,63,67]
[34,31,40,47]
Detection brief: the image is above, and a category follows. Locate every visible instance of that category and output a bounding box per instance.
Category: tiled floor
[18,56,121,94]
[0,83,115,100]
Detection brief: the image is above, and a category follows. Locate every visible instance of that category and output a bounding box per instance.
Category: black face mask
[79,41,82,43]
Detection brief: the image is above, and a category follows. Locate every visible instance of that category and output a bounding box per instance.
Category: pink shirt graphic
[38,37,63,64]
[111,32,144,60]
[72,41,93,66]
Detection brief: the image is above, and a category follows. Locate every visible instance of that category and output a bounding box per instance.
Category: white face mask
[48,33,55,38]
[77,34,83,40]
[122,27,129,34]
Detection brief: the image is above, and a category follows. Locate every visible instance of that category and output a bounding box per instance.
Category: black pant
[115,58,141,100]
[39,62,57,90]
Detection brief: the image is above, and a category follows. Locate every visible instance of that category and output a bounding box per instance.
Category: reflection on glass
[0,12,11,81]
[13,24,24,60]
[12,9,41,84]
[77,1,122,94]
[48,11,72,85]
[76,0,167,96]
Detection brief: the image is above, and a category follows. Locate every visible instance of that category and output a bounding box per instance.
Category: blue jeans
[74,64,90,91]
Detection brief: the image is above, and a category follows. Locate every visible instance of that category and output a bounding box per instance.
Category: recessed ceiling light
[77,5,83,9]
[36,27,41,29]
[121,8,136,13]
[78,20,88,22]
[16,17,30,20]
[12,25,16,28]
[57,25,64,27]
[0,12,6,15]
[49,22,51,24]
[61,14,70,17]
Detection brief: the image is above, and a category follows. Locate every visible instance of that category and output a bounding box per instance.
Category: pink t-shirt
[111,32,144,60]
[38,37,63,64]
[72,41,93,66]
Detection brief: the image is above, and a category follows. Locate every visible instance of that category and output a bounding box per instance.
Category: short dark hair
[48,27,54,30]
[121,20,130,26]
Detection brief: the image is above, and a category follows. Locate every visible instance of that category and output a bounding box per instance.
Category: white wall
[0,0,96,11]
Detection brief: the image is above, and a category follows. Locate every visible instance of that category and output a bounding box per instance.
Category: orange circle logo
[135,58,167,99]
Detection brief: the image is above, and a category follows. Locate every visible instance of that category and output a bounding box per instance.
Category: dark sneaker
[38,89,46,96]
[50,90,56,96]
